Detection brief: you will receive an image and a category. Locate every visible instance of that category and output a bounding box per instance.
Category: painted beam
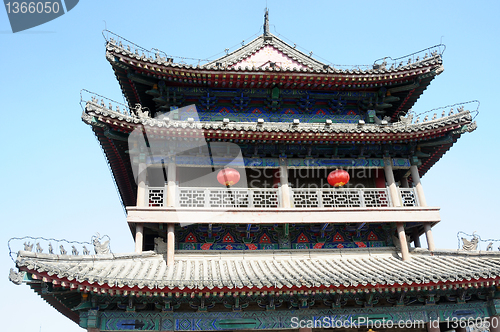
[85,300,490,331]
[127,206,440,225]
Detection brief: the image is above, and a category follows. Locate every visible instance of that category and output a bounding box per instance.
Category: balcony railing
[147,187,419,208]
[292,188,391,208]
[399,188,419,207]
[177,188,279,208]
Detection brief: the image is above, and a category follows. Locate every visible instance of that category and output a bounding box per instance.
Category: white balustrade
[399,188,419,207]
[178,188,279,208]
[147,187,419,209]
[292,188,392,208]
[148,187,165,207]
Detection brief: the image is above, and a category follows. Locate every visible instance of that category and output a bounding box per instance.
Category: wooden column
[400,176,409,188]
[165,157,176,265]
[424,223,436,251]
[167,223,175,266]
[279,158,291,208]
[489,316,500,332]
[426,321,440,332]
[412,228,421,248]
[135,223,143,254]
[410,165,427,206]
[136,162,147,207]
[397,222,410,261]
[384,158,401,207]
[166,157,177,207]
[411,165,435,251]
[299,328,312,332]
[375,168,386,188]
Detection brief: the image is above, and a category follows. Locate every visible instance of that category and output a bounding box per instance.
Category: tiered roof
[19,248,500,292]
[14,248,500,322]
[105,25,444,121]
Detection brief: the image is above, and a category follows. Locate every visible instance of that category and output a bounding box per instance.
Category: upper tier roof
[107,37,443,75]
[104,13,444,119]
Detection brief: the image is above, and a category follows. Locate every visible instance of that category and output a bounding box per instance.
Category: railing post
[410,165,427,206]
[384,158,401,207]
[317,188,323,208]
[384,188,392,207]
[279,158,291,208]
[166,157,177,207]
[204,189,210,208]
[412,187,420,206]
[359,188,365,207]
[248,189,254,208]
[136,162,147,207]
[411,164,435,250]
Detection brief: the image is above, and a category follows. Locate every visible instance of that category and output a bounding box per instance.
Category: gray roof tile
[15,248,500,292]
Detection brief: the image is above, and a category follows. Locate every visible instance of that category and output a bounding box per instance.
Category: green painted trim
[93,301,492,331]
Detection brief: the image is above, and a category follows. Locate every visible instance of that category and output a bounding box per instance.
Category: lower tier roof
[15,248,500,293]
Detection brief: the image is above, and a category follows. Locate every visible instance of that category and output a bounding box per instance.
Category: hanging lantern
[327,169,350,187]
[217,168,240,187]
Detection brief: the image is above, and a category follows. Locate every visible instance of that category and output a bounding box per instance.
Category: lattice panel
[251,190,279,208]
[148,188,164,207]
[322,190,361,208]
[293,190,320,208]
[208,189,249,208]
[178,189,206,208]
[178,187,411,208]
[363,189,390,207]
[399,188,417,207]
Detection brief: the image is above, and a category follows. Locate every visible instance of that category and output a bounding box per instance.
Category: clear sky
[1,1,499,331]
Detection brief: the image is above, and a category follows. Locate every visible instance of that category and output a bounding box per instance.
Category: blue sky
[1,1,499,331]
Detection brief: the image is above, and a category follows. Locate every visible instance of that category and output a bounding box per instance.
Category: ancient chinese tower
[11,11,500,332]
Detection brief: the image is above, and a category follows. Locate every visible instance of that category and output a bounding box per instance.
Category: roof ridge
[106,37,443,74]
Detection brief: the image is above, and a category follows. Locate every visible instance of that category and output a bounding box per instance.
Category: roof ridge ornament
[264,8,270,36]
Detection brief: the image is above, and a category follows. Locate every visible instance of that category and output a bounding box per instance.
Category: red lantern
[327,169,350,187]
[217,168,240,187]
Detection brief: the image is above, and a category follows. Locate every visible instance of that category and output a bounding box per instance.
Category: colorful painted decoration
[222,233,235,243]
[259,233,271,244]
[217,168,240,187]
[297,233,309,243]
[185,232,197,243]
[333,232,345,242]
[327,169,350,187]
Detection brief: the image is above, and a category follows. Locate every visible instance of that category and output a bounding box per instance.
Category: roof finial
[264,8,270,36]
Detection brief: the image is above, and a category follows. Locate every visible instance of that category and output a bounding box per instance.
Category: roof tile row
[16,249,500,291]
